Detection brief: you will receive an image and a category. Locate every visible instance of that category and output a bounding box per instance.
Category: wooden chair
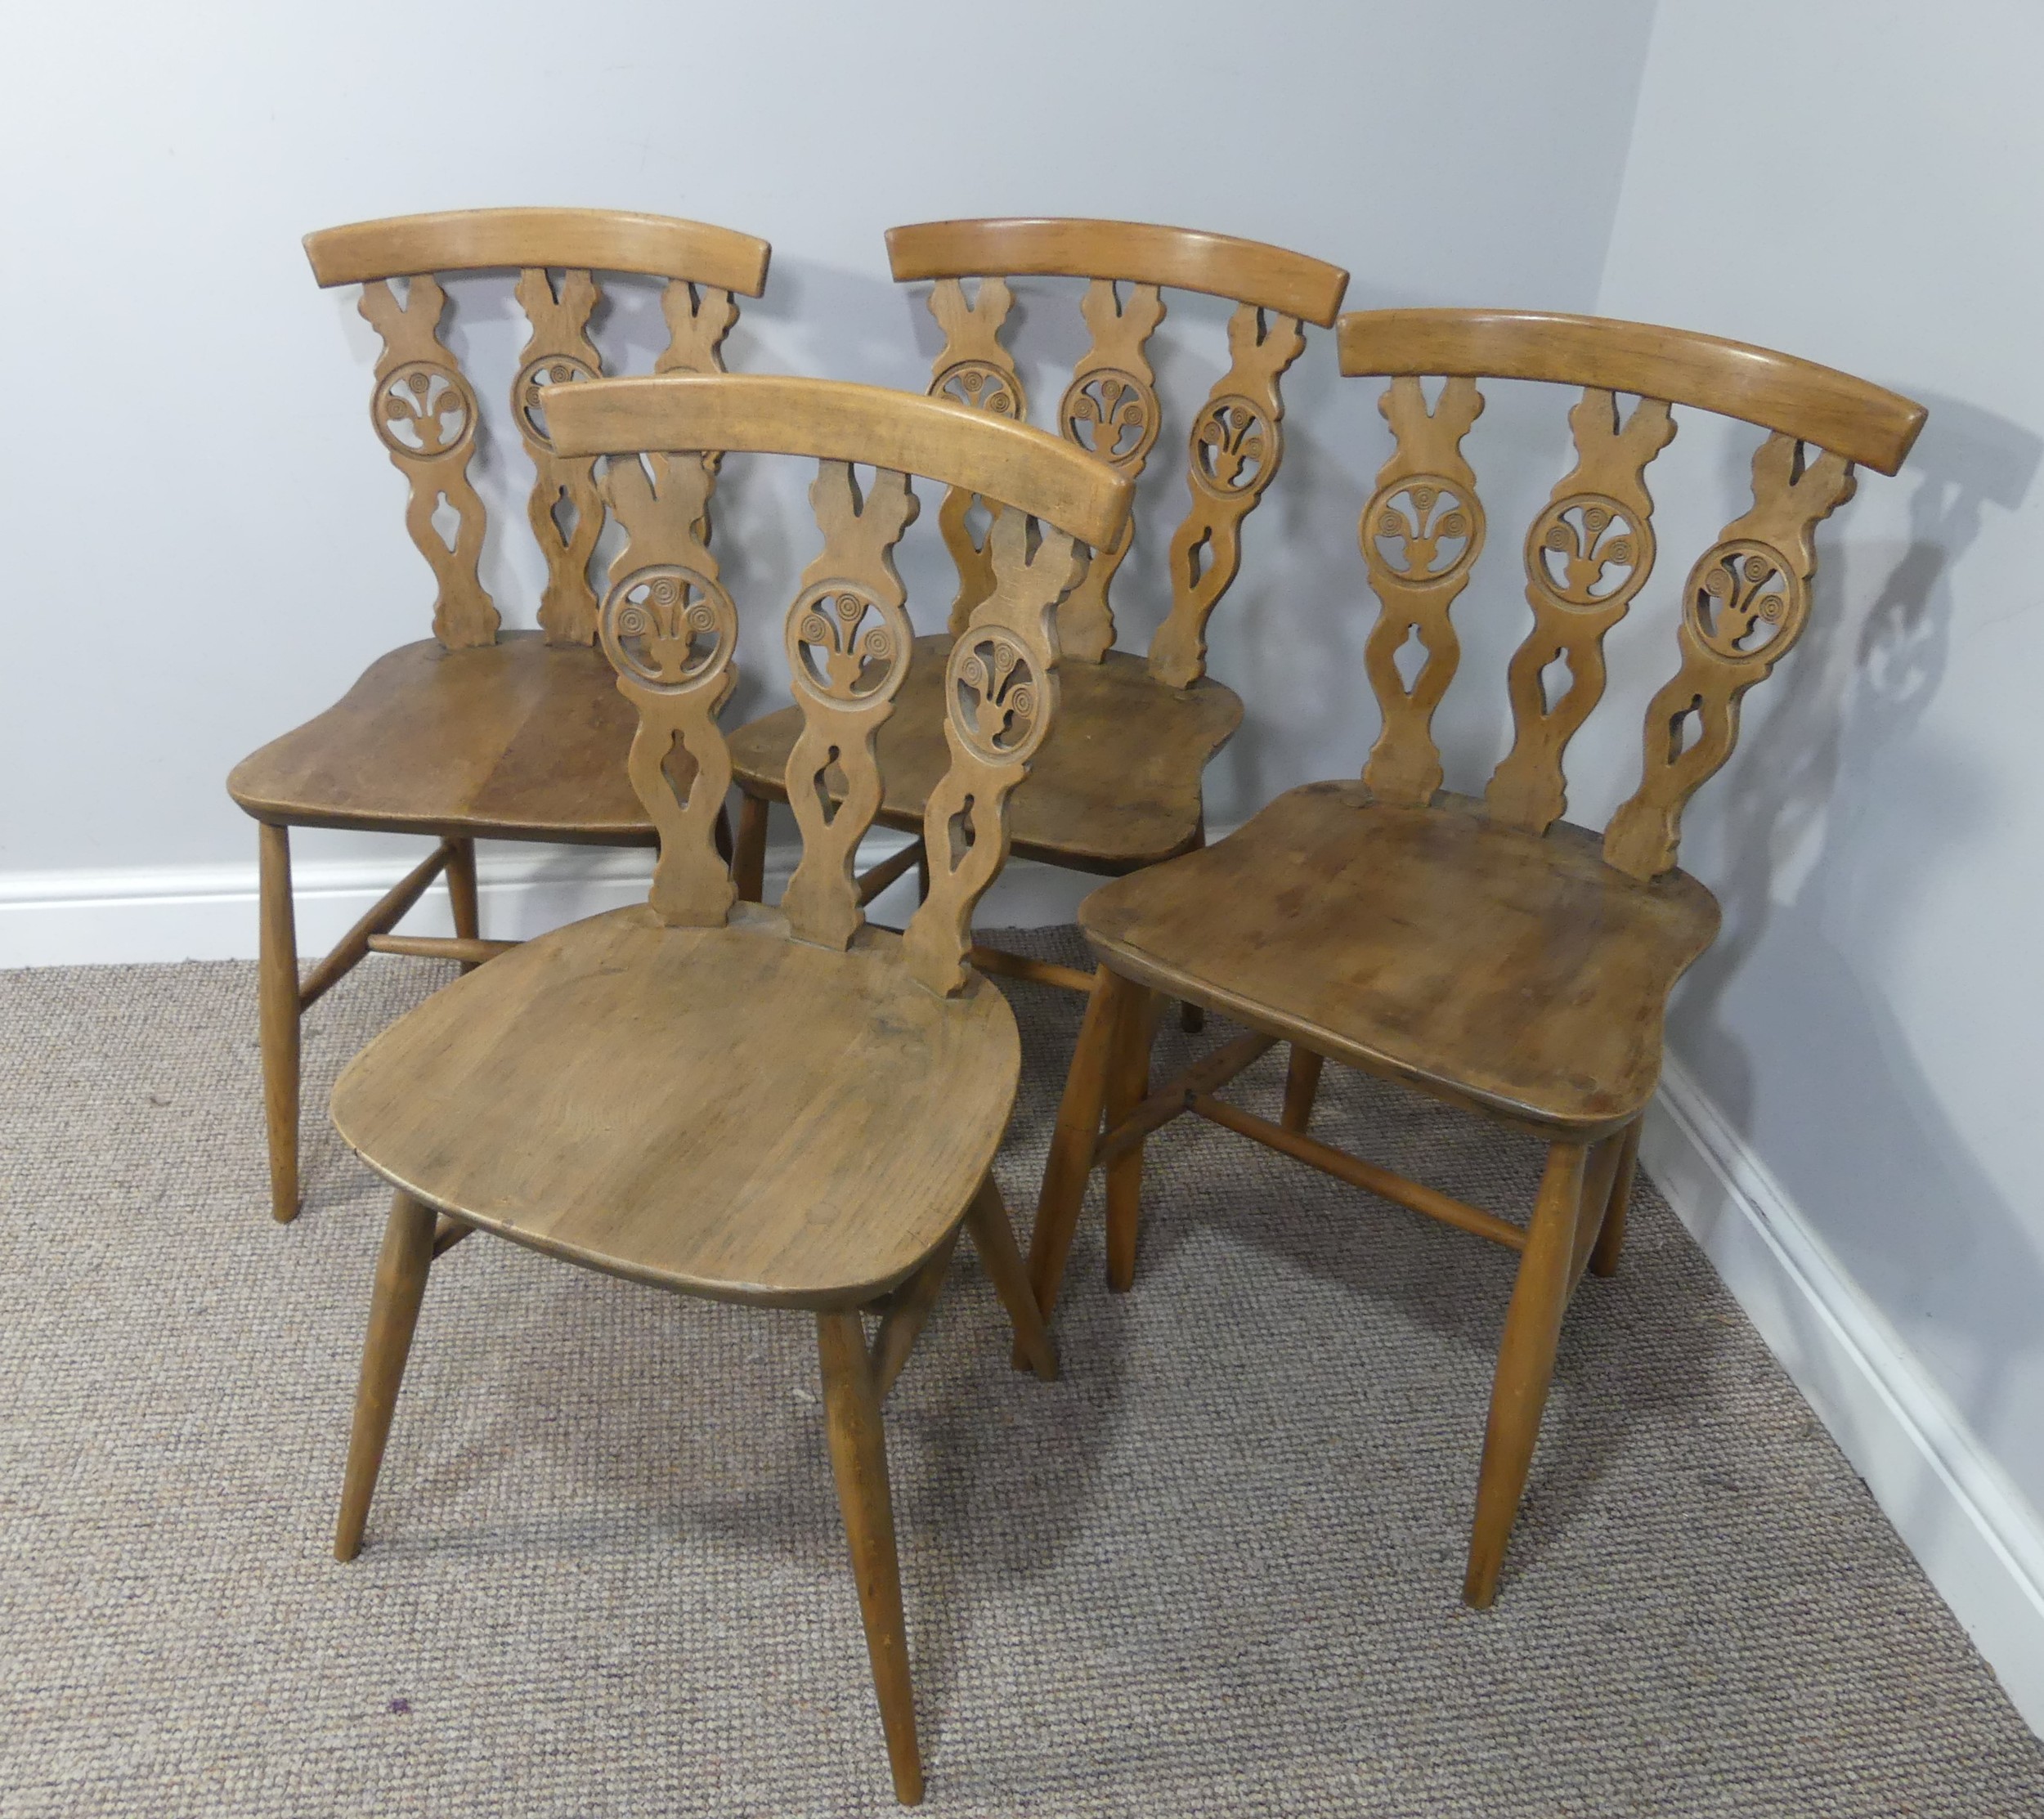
[227,208,769,1222]
[325,373,1133,1806]
[726,218,1347,1007]
[1026,309,1925,1606]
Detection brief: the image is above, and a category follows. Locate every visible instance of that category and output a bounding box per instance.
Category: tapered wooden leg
[1024,967,1118,1325]
[258,822,302,1224]
[964,1176,1057,1382]
[817,1310,922,1806]
[1281,1045,1325,1135]
[445,838,481,972]
[1103,976,1157,1294]
[335,1190,437,1561]
[1177,824,1206,1033]
[1464,1140,1589,1609]
[1589,1117,1643,1279]
[733,792,769,903]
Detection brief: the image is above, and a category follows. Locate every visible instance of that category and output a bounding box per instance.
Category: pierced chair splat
[1027,307,1925,1607]
[226,207,770,1223]
[325,373,1133,1807]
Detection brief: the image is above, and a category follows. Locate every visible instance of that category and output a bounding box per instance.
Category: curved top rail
[303,207,772,295]
[1337,308,1925,474]
[887,217,1349,326]
[548,374,1134,549]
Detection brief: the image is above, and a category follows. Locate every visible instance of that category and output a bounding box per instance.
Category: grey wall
[1594,0,2044,1515]
[0,0,1656,880]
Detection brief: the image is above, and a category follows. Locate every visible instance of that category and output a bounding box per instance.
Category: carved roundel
[932,361,1024,419]
[1190,394,1279,497]
[600,564,738,693]
[1683,538,1807,662]
[374,361,477,460]
[947,630,1052,767]
[1526,492,1654,610]
[1362,473,1485,582]
[514,353,598,450]
[786,581,913,708]
[1059,368,1159,469]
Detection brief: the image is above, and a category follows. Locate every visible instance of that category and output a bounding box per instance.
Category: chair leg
[257,822,302,1224]
[1589,1116,1643,1279]
[817,1310,923,1807]
[335,1190,437,1561]
[963,1176,1057,1382]
[1464,1140,1589,1609]
[446,838,481,971]
[1177,823,1206,1033]
[1103,977,1158,1293]
[1024,966,1118,1325]
[1281,1045,1325,1135]
[733,791,769,903]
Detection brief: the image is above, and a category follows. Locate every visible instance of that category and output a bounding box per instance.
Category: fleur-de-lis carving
[516,354,597,447]
[1372,479,1475,578]
[377,361,473,458]
[935,361,1023,418]
[604,566,735,691]
[1689,540,1801,660]
[1192,396,1273,494]
[1538,500,1637,602]
[1063,370,1155,466]
[793,585,900,701]
[953,635,1041,762]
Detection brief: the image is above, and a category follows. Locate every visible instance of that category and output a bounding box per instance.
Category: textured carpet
[2,930,2040,1817]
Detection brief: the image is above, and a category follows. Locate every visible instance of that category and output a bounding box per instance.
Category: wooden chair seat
[1082,783,1719,1136]
[329,902,1018,1306]
[228,631,681,843]
[728,634,1242,871]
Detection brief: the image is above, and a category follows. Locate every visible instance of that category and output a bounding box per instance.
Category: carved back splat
[545,373,1136,996]
[1359,376,1487,804]
[889,218,1348,674]
[598,451,737,926]
[1150,304,1307,687]
[303,208,771,650]
[1602,437,1855,878]
[781,464,921,949]
[357,276,495,648]
[924,279,1024,634]
[1336,307,1925,874]
[1484,389,1676,832]
[903,514,1087,993]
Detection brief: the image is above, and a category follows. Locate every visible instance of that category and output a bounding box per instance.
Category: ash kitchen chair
[227,207,769,1222]
[325,373,1132,1807]
[727,218,1347,1010]
[1027,308,1925,1606]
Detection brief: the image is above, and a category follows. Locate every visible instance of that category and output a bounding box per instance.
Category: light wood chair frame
[328,373,1133,1807]
[728,218,1347,1007]
[1027,308,1925,1607]
[234,208,770,1223]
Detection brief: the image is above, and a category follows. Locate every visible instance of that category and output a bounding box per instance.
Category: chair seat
[329,903,1018,1306]
[227,631,685,843]
[1079,782,1722,1137]
[728,634,1243,873]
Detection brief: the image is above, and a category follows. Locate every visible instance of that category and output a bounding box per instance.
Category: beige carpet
[2,930,2040,1817]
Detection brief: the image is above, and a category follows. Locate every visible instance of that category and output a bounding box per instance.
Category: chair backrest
[303,207,771,651]
[1336,309,1926,879]
[886,218,1348,686]
[545,374,1134,997]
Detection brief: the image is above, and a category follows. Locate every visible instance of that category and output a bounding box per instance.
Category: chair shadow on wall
[1670,391,2044,1511]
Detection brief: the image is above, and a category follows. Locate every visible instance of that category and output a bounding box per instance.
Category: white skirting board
[1644,1055,2044,1736]
[3,847,2040,1736]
